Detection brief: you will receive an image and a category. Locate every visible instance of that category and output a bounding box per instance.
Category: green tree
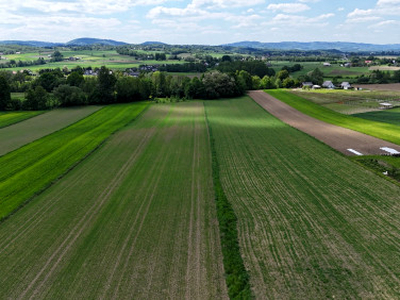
[115,76,141,102]
[90,66,117,104]
[67,71,84,87]
[151,71,167,97]
[24,86,49,110]
[277,69,290,81]
[0,76,12,110]
[310,68,324,85]
[54,85,87,106]
[52,50,64,62]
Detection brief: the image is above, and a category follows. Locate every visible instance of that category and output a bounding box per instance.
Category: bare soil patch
[249,90,400,156]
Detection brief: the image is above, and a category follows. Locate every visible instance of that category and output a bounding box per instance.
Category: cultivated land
[354,107,400,126]
[268,90,400,147]
[0,102,148,220]
[0,102,227,299]
[205,96,400,298]
[249,90,400,156]
[355,83,400,91]
[0,106,101,156]
[0,110,43,129]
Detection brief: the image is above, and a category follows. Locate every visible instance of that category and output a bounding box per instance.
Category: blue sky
[0,0,399,44]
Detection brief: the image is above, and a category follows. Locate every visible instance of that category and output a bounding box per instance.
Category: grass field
[0,102,228,299]
[354,107,400,125]
[0,110,43,129]
[268,90,400,145]
[0,102,148,221]
[292,89,400,114]
[0,106,102,156]
[205,96,400,298]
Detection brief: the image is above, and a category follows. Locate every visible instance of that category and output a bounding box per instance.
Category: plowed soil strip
[249,90,400,156]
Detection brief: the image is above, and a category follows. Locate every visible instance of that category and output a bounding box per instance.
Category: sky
[0,0,399,45]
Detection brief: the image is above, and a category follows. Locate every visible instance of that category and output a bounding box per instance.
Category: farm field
[354,107,400,126]
[0,102,148,220]
[268,90,400,146]
[0,102,227,299]
[291,89,400,115]
[0,110,43,129]
[249,90,400,156]
[355,83,400,91]
[205,96,400,298]
[0,105,102,156]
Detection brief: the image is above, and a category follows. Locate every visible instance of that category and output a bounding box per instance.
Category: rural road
[248,90,400,156]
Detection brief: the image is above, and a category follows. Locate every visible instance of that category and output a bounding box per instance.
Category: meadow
[268,90,400,145]
[0,102,148,220]
[205,96,400,298]
[0,102,227,299]
[354,107,400,125]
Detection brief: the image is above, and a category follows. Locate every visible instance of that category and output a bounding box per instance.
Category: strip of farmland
[354,108,400,126]
[0,102,148,221]
[205,96,400,299]
[0,106,102,156]
[266,90,400,146]
[0,102,228,299]
[0,110,43,129]
[249,90,400,156]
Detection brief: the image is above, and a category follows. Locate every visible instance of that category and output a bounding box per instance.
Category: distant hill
[141,41,168,46]
[66,38,127,46]
[224,41,400,52]
[0,40,61,47]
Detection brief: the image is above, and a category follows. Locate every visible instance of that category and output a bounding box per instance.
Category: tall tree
[0,75,12,110]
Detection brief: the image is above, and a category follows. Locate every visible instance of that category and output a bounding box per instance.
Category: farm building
[312,85,321,89]
[322,81,335,89]
[302,82,313,88]
[323,62,331,67]
[341,82,352,90]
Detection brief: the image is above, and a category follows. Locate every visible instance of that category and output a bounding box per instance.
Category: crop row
[0,102,149,220]
[205,96,400,298]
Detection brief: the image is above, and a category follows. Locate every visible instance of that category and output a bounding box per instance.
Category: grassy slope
[205,96,400,298]
[0,102,227,299]
[0,102,148,221]
[0,111,43,129]
[0,106,102,156]
[267,90,400,145]
[354,107,400,126]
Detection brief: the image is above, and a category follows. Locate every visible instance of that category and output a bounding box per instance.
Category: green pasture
[0,102,227,298]
[354,107,400,125]
[268,89,400,145]
[0,102,148,220]
[291,89,400,114]
[206,96,400,298]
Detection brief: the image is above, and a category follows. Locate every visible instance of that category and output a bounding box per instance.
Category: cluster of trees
[355,70,400,84]
[0,58,46,69]
[216,60,275,78]
[158,63,207,73]
[0,67,257,111]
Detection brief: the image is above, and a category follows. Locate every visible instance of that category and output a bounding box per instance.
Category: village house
[322,81,335,89]
[341,82,352,90]
[302,82,313,88]
[323,62,331,67]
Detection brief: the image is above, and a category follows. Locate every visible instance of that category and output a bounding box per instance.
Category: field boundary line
[204,101,253,299]
[0,103,149,225]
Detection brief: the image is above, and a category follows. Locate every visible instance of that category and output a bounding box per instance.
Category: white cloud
[267,3,310,13]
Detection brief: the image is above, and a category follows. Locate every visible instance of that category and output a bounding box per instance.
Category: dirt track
[248,90,400,156]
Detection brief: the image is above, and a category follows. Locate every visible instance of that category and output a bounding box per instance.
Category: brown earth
[248,90,400,156]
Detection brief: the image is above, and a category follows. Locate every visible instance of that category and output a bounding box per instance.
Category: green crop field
[268,89,400,145]
[0,106,102,156]
[0,102,227,299]
[205,96,400,298]
[0,110,43,129]
[0,102,148,220]
[354,107,400,125]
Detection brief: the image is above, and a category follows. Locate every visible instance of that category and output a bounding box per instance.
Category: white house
[341,82,352,90]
